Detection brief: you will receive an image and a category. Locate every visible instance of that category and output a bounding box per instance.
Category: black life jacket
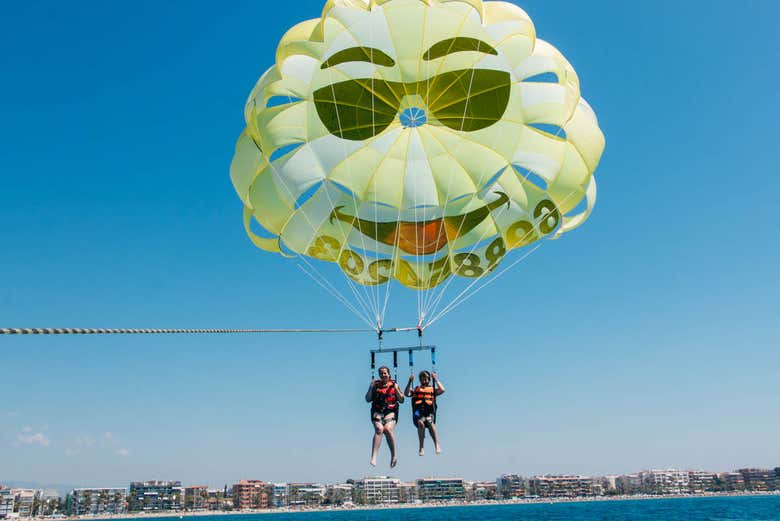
[372,380,398,413]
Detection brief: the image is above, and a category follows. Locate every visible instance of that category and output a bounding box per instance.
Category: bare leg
[427,422,441,453]
[417,419,426,456]
[370,421,384,466]
[383,419,398,467]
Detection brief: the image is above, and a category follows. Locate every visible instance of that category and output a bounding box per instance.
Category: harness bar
[370,345,436,354]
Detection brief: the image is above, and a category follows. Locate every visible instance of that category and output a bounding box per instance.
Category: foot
[435,444,441,454]
[370,457,377,466]
[390,456,398,468]
[418,448,425,456]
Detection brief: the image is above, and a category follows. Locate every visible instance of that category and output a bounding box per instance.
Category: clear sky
[1,0,779,488]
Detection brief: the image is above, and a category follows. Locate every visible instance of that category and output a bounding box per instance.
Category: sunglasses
[313,69,511,141]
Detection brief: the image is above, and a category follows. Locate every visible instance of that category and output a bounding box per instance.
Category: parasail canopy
[230,0,605,327]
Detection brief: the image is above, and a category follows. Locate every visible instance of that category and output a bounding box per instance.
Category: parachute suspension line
[427,242,542,327]
[422,199,510,324]
[0,327,377,335]
[369,18,383,329]
[296,263,377,330]
[424,113,575,324]
[295,249,377,327]
[325,64,383,325]
[426,172,583,328]
[420,55,486,322]
[256,124,378,327]
[419,33,491,323]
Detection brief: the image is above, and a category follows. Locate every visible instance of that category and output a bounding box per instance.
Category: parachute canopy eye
[400,107,427,128]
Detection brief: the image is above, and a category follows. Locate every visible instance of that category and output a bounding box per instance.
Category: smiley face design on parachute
[231,0,605,288]
[311,20,513,255]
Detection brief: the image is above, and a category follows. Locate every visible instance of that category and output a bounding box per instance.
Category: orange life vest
[413,385,435,412]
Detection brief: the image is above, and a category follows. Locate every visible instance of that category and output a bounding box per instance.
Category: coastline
[37,491,780,520]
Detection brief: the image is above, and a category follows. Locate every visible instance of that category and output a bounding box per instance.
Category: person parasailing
[404,369,445,456]
[366,365,404,467]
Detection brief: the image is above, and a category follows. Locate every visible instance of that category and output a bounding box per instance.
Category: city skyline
[3,462,780,496]
[2,464,780,518]
[2,0,779,486]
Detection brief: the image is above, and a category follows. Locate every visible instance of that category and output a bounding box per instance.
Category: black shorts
[413,408,435,427]
[372,408,397,424]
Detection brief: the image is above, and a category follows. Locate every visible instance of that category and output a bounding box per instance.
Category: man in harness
[404,370,445,456]
[365,365,404,467]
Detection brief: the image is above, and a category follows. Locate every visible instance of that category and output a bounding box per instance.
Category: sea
[161,496,780,521]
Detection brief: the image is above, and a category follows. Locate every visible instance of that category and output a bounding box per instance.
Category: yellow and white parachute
[230,0,604,326]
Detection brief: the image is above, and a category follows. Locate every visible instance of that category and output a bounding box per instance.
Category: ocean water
[167,496,780,521]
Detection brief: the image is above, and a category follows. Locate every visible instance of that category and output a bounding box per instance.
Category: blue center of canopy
[400,107,427,128]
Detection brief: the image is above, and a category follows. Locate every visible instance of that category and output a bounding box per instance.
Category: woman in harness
[404,370,445,456]
[365,365,404,467]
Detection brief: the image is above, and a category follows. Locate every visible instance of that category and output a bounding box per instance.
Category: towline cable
[0,327,422,336]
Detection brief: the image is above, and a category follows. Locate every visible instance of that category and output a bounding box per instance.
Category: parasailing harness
[370,327,437,424]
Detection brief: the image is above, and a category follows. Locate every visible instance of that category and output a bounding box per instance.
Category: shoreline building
[527,476,603,498]
[398,482,417,504]
[616,474,642,495]
[270,484,288,508]
[497,475,526,499]
[639,470,690,495]
[325,483,354,506]
[354,477,400,505]
[471,481,498,500]
[10,489,37,517]
[720,472,746,491]
[68,488,127,516]
[232,480,268,510]
[0,488,14,519]
[287,483,325,507]
[205,489,230,511]
[738,469,777,491]
[416,478,466,502]
[184,486,208,511]
[128,481,183,512]
[688,471,717,493]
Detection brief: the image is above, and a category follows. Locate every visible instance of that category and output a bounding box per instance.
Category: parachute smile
[330,192,510,256]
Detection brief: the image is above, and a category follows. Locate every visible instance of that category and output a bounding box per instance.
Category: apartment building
[398,482,417,503]
[270,484,288,508]
[184,486,208,511]
[738,468,776,491]
[0,489,14,519]
[325,483,354,505]
[688,471,717,493]
[616,474,642,495]
[287,483,325,507]
[720,472,746,491]
[416,478,466,501]
[469,481,498,500]
[639,470,690,495]
[68,488,127,515]
[354,477,401,504]
[497,474,526,499]
[206,489,231,511]
[128,481,184,511]
[232,480,268,510]
[527,476,603,498]
[11,490,36,517]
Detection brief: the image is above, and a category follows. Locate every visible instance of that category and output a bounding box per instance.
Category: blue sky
[1,0,779,487]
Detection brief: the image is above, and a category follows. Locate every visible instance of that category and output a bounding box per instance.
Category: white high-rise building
[355,477,401,504]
